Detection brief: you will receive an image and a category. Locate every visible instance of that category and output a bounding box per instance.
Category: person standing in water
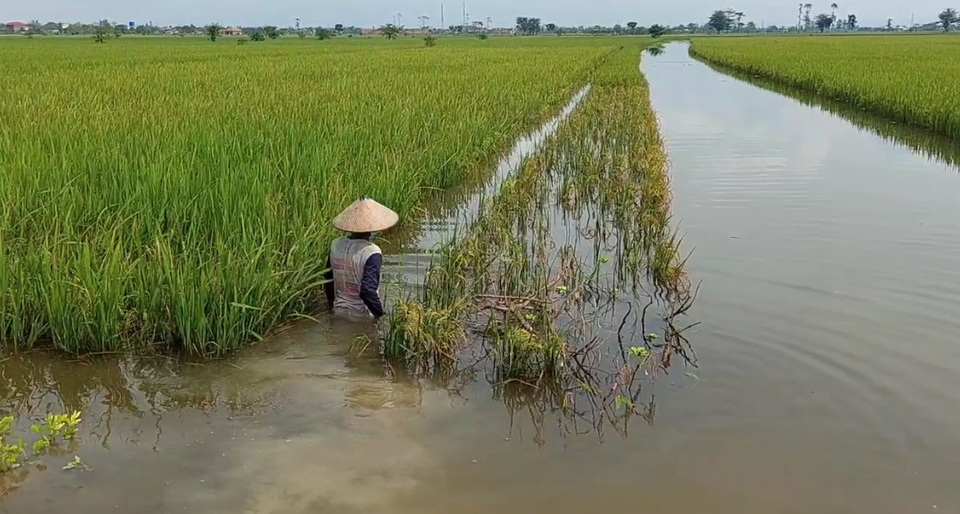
[323,197,399,321]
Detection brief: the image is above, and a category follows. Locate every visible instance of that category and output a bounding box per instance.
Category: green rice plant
[379,41,692,393]
[492,326,567,380]
[372,41,695,444]
[0,36,637,356]
[384,300,466,363]
[689,35,960,140]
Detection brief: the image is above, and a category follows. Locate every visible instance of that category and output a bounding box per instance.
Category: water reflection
[688,45,960,171]
[639,42,960,513]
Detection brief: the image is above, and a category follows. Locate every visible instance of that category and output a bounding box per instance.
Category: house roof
[5,21,29,27]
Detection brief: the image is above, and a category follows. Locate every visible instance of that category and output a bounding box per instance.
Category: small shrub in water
[385,300,465,362]
[0,416,26,472]
[493,326,566,380]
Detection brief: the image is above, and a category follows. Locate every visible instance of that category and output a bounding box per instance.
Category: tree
[939,8,958,31]
[315,28,334,40]
[814,13,833,32]
[250,31,265,41]
[613,23,623,34]
[648,24,667,38]
[745,21,757,32]
[515,17,542,35]
[93,24,109,43]
[206,23,221,42]
[263,26,280,39]
[334,23,344,34]
[627,21,638,33]
[545,22,557,32]
[847,14,857,29]
[379,24,402,39]
[831,3,839,23]
[734,11,744,31]
[707,10,733,33]
[803,4,813,30]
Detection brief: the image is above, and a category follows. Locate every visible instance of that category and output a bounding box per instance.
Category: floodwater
[2,42,960,513]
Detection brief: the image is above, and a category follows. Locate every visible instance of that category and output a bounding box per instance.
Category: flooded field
[3,42,960,513]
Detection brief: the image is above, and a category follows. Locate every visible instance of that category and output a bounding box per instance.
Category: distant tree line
[2,20,366,38]
[704,5,960,34]
[8,9,960,40]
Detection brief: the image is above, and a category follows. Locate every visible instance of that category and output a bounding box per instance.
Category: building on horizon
[4,21,29,33]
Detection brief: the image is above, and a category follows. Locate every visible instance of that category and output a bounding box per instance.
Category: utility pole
[441,4,444,29]
[462,1,466,27]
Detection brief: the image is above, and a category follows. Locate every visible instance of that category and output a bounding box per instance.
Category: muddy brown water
[3,43,960,513]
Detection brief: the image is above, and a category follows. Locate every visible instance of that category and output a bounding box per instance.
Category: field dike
[378,46,697,434]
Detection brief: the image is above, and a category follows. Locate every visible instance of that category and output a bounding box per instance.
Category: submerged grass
[689,35,960,140]
[385,42,695,396]
[0,36,636,356]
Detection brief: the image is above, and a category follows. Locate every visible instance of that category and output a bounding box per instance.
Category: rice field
[0,36,639,356]
[385,44,694,396]
[689,35,960,139]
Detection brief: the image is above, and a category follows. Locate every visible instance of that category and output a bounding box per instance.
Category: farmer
[323,196,398,322]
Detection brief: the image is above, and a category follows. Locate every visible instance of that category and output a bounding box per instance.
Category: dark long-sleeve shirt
[324,253,384,318]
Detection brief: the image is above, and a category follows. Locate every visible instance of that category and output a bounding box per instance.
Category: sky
[3,0,949,29]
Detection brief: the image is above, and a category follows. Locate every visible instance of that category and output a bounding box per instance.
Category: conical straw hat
[332,196,399,233]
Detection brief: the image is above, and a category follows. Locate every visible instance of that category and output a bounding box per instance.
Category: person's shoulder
[366,242,383,255]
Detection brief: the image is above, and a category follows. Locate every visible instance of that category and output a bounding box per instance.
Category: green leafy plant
[63,455,92,471]
[424,36,437,47]
[30,411,82,456]
[32,437,50,456]
[0,416,26,472]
